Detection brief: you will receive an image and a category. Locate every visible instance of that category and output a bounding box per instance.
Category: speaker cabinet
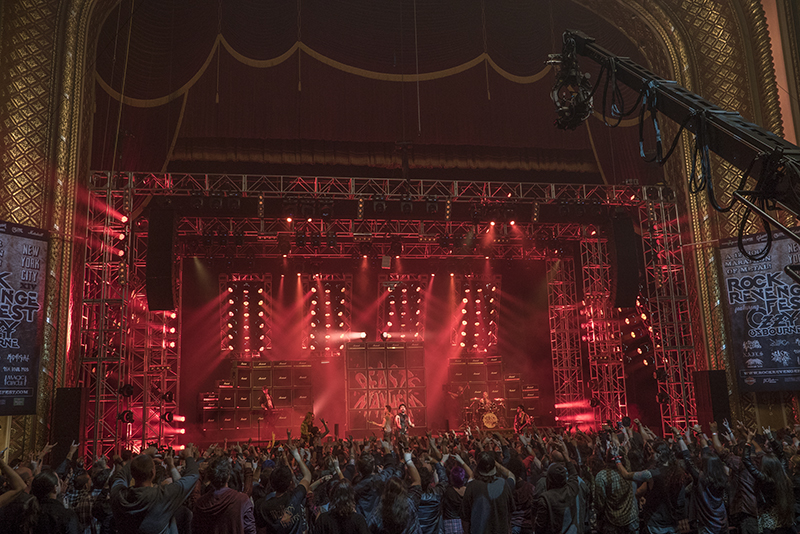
[145,209,178,311]
[694,370,731,426]
[608,215,641,308]
[52,388,86,463]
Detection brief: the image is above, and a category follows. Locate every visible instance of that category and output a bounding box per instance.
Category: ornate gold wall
[0,0,793,454]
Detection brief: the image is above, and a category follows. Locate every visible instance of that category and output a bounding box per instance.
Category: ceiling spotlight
[160,412,174,423]
[118,410,135,423]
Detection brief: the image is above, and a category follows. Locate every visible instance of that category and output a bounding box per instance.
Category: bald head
[16,467,33,491]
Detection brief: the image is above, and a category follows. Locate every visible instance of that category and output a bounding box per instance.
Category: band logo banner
[0,220,48,415]
[719,229,800,392]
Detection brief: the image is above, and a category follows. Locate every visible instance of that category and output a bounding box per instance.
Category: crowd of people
[1,415,799,534]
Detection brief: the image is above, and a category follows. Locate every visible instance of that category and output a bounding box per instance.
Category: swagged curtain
[92,0,658,184]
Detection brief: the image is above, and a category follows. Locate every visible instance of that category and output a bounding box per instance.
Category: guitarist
[513,404,532,434]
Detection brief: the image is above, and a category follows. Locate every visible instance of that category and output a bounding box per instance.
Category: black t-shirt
[442,486,465,520]
[460,477,515,534]
[256,485,307,534]
[314,511,370,534]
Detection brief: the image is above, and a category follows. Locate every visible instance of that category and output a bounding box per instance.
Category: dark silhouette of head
[270,465,295,494]
[130,454,155,486]
[208,456,232,489]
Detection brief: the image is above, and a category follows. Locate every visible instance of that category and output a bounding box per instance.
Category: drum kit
[463,397,507,429]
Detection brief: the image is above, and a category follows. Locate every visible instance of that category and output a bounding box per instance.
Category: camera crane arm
[556,30,800,272]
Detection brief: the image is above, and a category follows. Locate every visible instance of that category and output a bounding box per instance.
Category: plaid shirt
[66,486,93,530]
[593,468,638,529]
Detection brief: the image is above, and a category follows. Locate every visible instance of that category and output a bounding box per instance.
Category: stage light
[589,397,600,408]
[119,384,134,397]
[654,369,668,381]
[170,312,177,319]
[161,412,174,423]
[120,215,129,223]
[656,391,669,404]
[118,410,135,423]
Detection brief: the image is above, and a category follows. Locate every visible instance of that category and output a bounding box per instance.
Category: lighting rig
[219,275,271,355]
[452,276,501,353]
[305,275,352,352]
[379,275,429,341]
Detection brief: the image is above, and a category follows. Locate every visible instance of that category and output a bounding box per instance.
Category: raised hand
[180,443,195,459]
[286,429,297,452]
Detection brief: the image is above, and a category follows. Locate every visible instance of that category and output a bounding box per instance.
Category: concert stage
[77,174,695,456]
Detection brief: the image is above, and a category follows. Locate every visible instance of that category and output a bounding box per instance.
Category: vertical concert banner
[719,229,800,392]
[0,220,48,415]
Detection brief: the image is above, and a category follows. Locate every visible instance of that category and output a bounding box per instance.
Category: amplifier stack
[201,359,316,432]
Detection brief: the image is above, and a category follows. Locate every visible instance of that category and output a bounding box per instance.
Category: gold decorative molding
[0,0,60,456]
[738,0,783,136]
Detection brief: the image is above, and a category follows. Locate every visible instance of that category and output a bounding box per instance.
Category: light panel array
[307,277,352,351]
[453,277,500,352]
[221,278,270,354]
[380,280,425,340]
[618,300,654,363]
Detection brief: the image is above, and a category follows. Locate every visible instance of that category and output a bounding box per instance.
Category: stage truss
[581,239,627,424]
[79,173,693,454]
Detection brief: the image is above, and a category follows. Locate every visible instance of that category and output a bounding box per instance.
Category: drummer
[478,391,492,410]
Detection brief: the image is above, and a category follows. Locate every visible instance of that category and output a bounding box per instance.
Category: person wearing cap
[533,437,582,534]
[459,450,516,534]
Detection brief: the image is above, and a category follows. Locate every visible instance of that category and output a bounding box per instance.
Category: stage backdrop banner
[0,220,48,415]
[719,229,800,392]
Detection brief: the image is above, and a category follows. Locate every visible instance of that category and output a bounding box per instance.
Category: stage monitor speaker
[145,209,178,311]
[608,215,640,308]
[51,388,86,463]
[694,370,731,425]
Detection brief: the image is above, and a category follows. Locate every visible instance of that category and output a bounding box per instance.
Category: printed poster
[0,220,48,415]
[719,229,800,392]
